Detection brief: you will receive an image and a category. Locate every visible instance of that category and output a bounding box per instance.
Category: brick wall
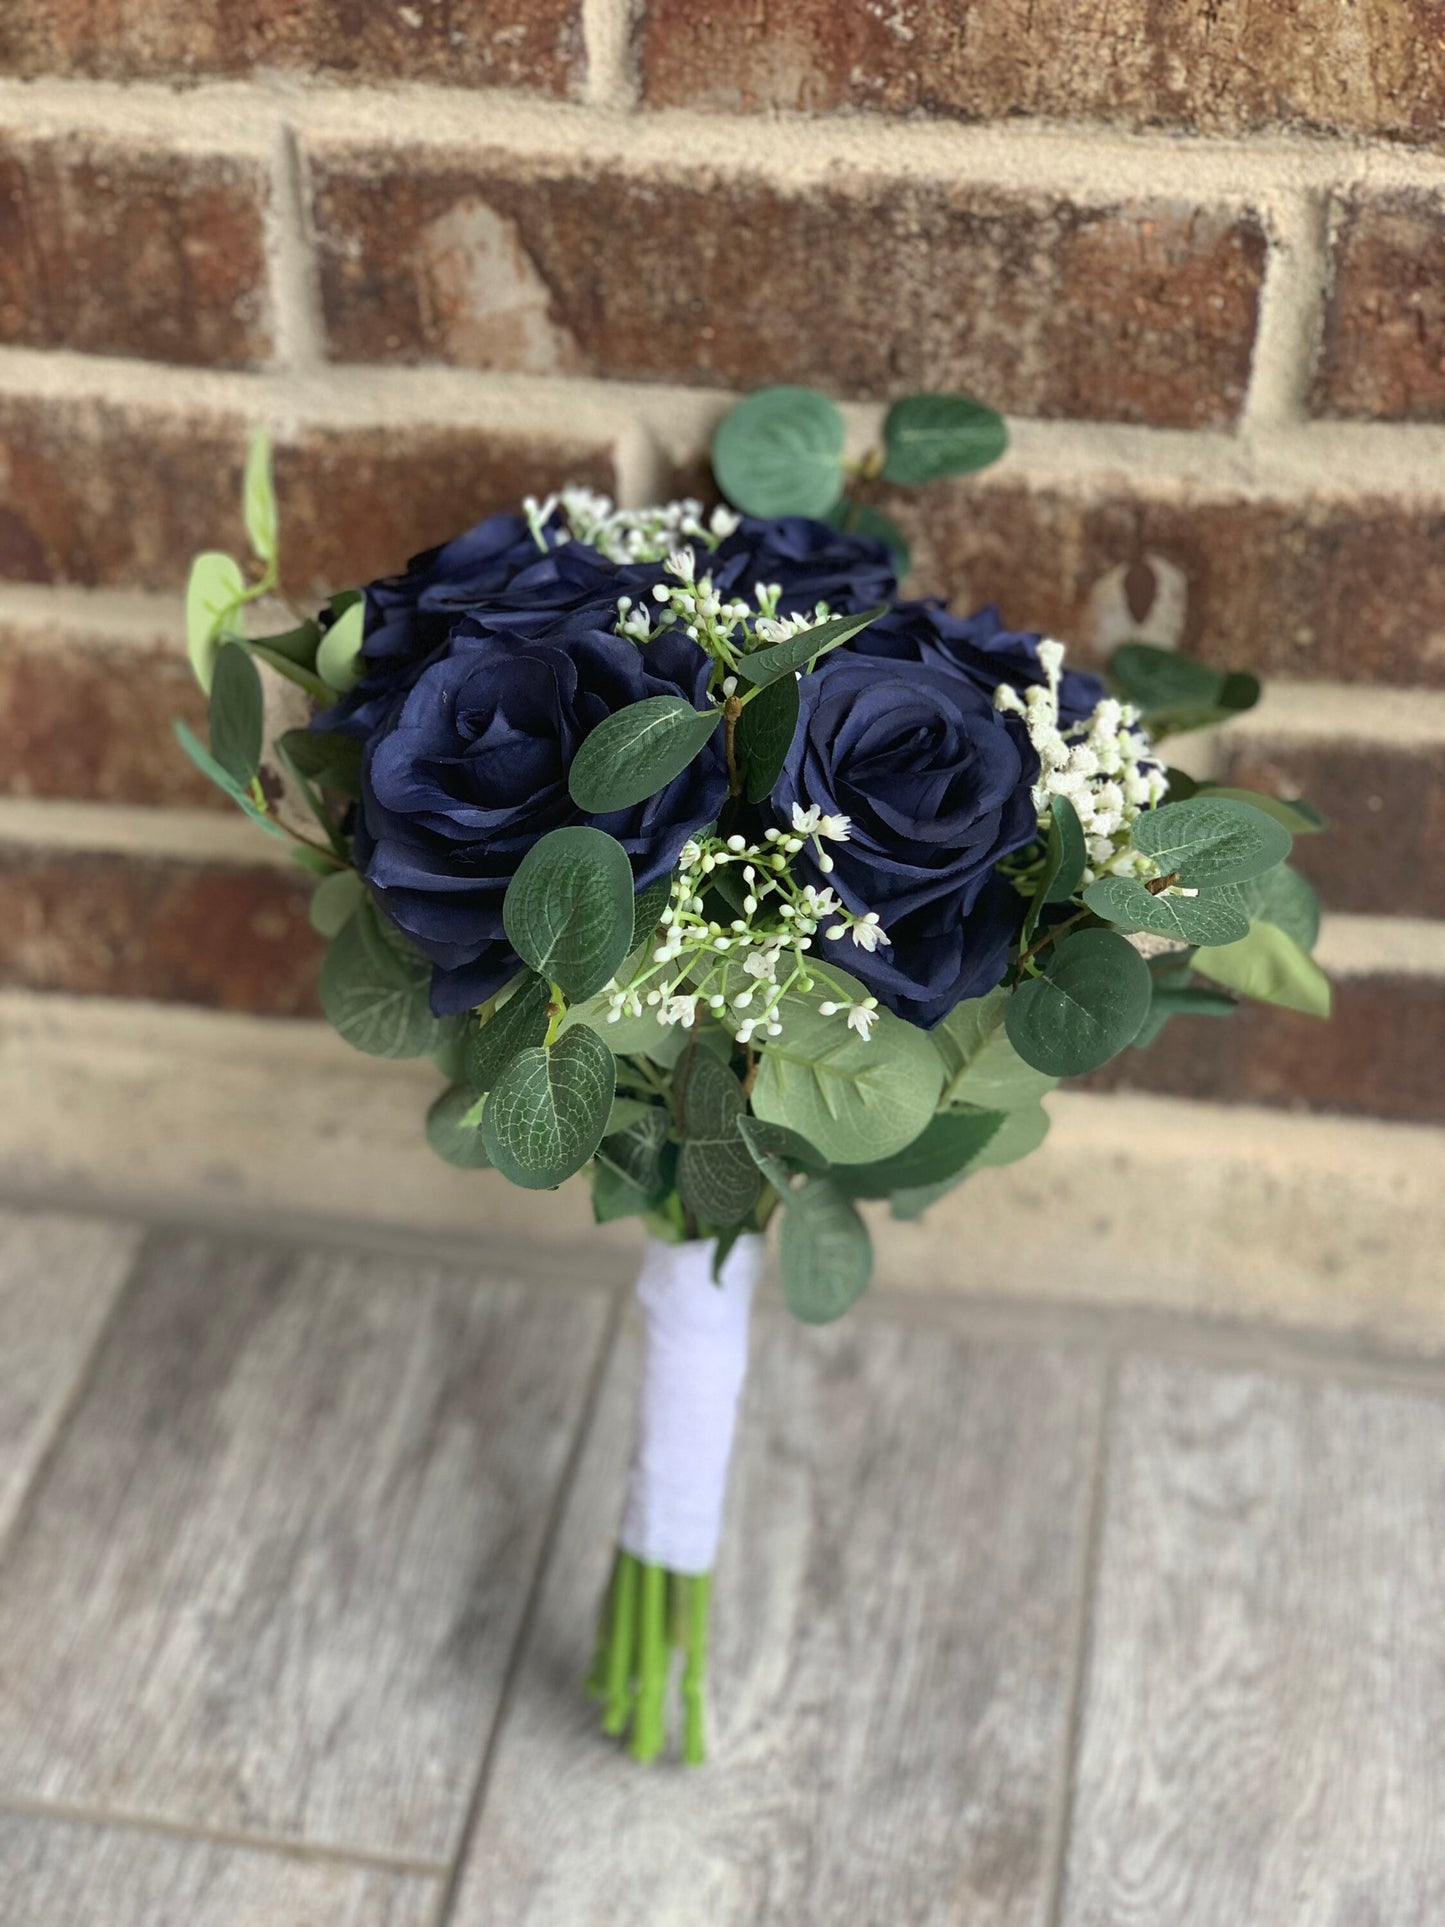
[1,5,1441,1127]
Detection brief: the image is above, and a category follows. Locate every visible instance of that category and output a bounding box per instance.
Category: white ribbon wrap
[618,1232,764,1576]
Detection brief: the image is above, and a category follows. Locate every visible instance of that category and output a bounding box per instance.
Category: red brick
[1084,976,1444,1126]
[310,150,1264,426]
[0,135,271,368]
[1221,738,1445,921]
[0,396,615,595]
[0,0,582,92]
[636,0,1445,145]
[1312,191,1445,423]
[885,479,1445,689]
[0,850,324,1016]
[0,632,217,808]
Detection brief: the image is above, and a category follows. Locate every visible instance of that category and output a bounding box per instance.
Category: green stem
[601,1552,639,1735]
[631,1563,668,1762]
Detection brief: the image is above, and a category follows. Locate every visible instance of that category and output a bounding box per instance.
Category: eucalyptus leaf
[251,619,320,669]
[185,551,246,693]
[1132,796,1292,887]
[737,605,885,689]
[172,720,286,837]
[502,826,635,1001]
[308,866,364,938]
[591,1162,657,1224]
[316,599,366,694]
[881,393,1007,484]
[1193,922,1331,1017]
[712,386,846,519]
[1111,642,1261,735]
[1083,875,1251,947]
[276,727,362,799]
[597,1104,671,1196]
[319,899,439,1059]
[568,698,720,813]
[209,641,265,786]
[243,426,278,566]
[464,972,551,1091]
[889,1100,1051,1218]
[736,672,801,804]
[1235,863,1321,952]
[833,1107,1006,1200]
[481,1026,617,1189]
[751,993,942,1163]
[425,1083,493,1169]
[632,874,674,950]
[778,1180,872,1324]
[933,987,1058,1110]
[1197,786,1325,835]
[1005,928,1152,1076]
[736,1115,830,1176]
[675,1051,760,1228]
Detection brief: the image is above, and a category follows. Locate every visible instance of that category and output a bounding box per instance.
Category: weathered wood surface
[0,1232,612,1865]
[1059,1358,1445,1926]
[451,1308,1105,1927]
[0,1207,139,1544]
[1,1812,438,1927]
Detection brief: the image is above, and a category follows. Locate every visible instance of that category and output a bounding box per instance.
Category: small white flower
[849,914,890,954]
[798,884,839,920]
[743,947,779,982]
[817,812,851,842]
[709,505,741,539]
[659,993,698,1028]
[846,1001,879,1040]
[791,803,824,836]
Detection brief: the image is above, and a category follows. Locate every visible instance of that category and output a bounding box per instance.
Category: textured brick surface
[887,479,1445,689]
[310,151,1265,426]
[0,0,583,92]
[0,135,271,368]
[0,632,215,808]
[1086,976,1444,1125]
[1222,737,1445,921]
[0,850,324,1015]
[636,0,1445,145]
[0,397,615,594]
[1312,191,1445,422]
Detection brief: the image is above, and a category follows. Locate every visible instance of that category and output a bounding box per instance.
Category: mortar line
[580,0,638,112]
[1241,187,1330,431]
[430,1283,628,1926]
[4,75,1445,199]
[1042,1352,1115,1927]
[267,121,325,377]
[0,1790,448,1880]
[5,347,1445,498]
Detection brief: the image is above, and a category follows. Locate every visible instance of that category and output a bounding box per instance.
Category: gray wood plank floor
[0,1208,139,1544]
[449,1310,1106,1927]
[1058,1358,1445,1927]
[2,1209,1444,1926]
[0,1231,612,1865]
[1,1812,439,1927]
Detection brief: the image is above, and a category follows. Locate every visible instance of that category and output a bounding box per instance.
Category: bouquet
[176,386,1330,1764]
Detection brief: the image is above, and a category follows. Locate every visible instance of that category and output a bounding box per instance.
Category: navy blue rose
[772,651,1040,1027]
[848,600,1105,726]
[357,613,727,1014]
[710,514,896,616]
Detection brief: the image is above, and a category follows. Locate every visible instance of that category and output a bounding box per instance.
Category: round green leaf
[185,551,246,693]
[881,394,1008,485]
[502,826,636,1002]
[568,698,720,813]
[425,1083,493,1169]
[481,1027,617,1189]
[1197,787,1325,836]
[778,1179,872,1324]
[464,972,552,1092]
[833,1108,1006,1200]
[1083,875,1251,947]
[675,1052,760,1228]
[751,994,942,1163]
[316,598,366,694]
[736,673,801,804]
[713,386,846,518]
[1234,863,1321,952]
[1005,928,1152,1076]
[319,900,439,1059]
[1193,922,1331,1017]
[933,988,1058,1110]
[1132,797,1292,887]
[308,866,364,938]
